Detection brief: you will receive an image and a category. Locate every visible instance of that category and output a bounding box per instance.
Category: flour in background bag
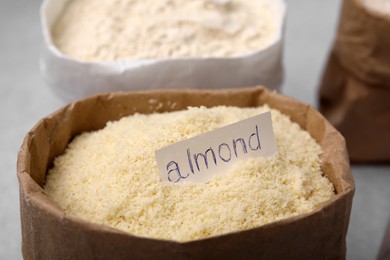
[52,0,277,61]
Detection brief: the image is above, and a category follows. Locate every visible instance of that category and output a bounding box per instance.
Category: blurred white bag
[40,0,286,101]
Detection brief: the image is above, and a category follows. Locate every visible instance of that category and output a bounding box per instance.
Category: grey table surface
[1,0,389,259]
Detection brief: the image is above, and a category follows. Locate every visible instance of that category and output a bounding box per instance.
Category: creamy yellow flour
[45,106,334,242]
[52,0,277,61]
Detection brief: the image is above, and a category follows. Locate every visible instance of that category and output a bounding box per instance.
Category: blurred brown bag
[319,0,390,163]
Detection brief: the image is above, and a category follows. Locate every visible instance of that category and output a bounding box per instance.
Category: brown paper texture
[17,87,355,259]
[319,0,390,163]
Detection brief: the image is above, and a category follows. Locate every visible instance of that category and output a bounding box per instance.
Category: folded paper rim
[17,87,355,259]
[355,0,390,22]
[335,0,390,87]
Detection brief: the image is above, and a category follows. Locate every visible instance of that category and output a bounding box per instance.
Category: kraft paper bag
[18,87,355,259]
[319,0,390,163]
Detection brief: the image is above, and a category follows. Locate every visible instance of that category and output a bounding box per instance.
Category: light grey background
[1,0,389,259]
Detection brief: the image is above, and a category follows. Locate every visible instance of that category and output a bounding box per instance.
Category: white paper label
[155,111,278,183]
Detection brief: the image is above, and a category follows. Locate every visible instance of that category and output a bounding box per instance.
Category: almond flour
[52,0,277,61]
[44,105,334,242]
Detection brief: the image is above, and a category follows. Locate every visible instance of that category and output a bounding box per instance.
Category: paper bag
[40,0,286,101]
[319,0,390,162]
[17,87,355,259]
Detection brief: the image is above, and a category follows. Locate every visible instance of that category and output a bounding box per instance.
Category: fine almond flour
[52,0,277,61]
[44,105,334,242]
